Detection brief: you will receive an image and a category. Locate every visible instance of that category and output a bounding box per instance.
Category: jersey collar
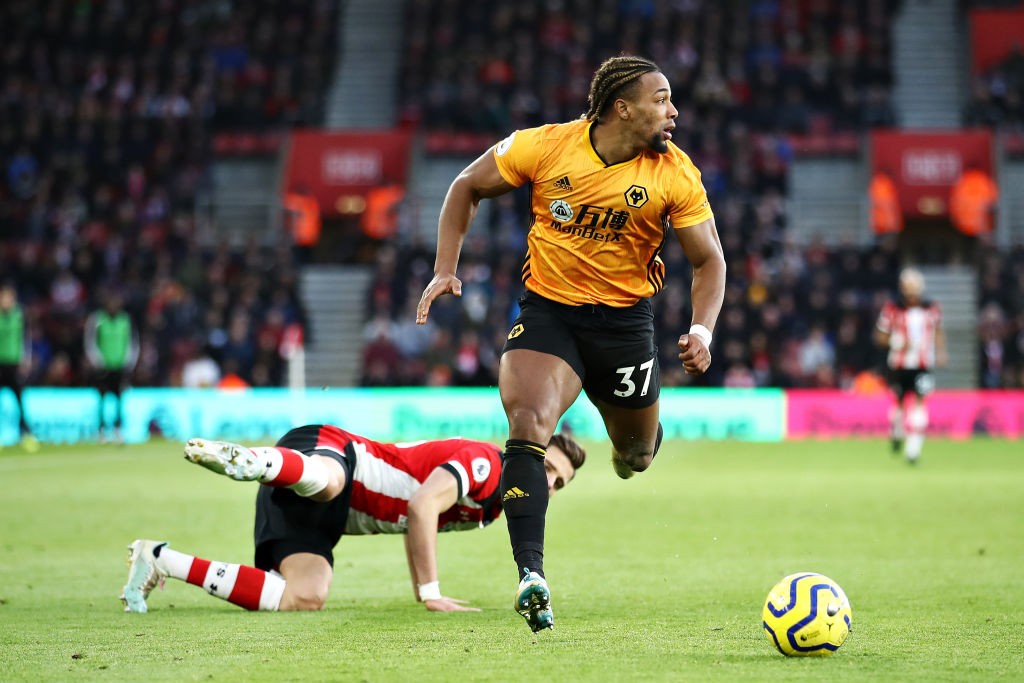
[584,119,646,168]
[583,120,606,166]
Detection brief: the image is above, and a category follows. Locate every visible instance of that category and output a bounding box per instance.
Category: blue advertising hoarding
[1,387,784,445]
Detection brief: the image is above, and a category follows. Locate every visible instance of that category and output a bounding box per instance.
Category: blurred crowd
[963,45,1024,129]
[960,0,1024,129]
[364,0,1024,390]
[2,0,1023,393]
[378,0,904,389]
[4,235,307,389]
[0,0,332,388]
[978,244,1024,388]
[361,231,1024,390]
[400,0,899,135]
[360,217,886,390]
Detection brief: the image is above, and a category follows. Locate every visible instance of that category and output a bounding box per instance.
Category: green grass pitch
[1,437,1022,682]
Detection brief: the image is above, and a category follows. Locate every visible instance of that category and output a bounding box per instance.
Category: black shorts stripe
[439,462,465,500]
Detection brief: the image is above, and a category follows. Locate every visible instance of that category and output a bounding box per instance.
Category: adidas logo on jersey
[553,175,573,191]
[503,486,529,501]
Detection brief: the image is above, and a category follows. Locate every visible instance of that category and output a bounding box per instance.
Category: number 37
[613,359,654,397]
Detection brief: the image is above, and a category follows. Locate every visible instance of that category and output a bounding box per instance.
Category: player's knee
[280,586,327,611]
[310,477,344,502]
[613,444,654,472]
[282,596,325,611]
[612,424,661,473]
[505,406,557,442]
[630,453,654,472]
[308,456,348,502]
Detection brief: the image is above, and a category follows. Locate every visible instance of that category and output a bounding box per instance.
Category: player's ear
[613,97,630,120]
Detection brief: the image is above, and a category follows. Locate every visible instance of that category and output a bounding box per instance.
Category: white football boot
[184,438,265,481]
[120,540,168,613]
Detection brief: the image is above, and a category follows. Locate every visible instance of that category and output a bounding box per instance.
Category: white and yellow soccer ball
[762,572,852,656]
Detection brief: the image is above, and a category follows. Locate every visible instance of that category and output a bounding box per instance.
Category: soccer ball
[762,572,852,656]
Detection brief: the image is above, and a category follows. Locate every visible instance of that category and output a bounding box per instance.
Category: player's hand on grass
[416,274,462,324]
[677,334,711,375]
[423,597,481,612]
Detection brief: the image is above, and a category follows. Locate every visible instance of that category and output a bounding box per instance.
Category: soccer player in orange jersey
[417,56,726,631]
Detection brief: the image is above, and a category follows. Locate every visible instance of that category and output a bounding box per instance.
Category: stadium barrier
[786,390,1024,439]
[0,387,784,445]
[7,387,1018,446]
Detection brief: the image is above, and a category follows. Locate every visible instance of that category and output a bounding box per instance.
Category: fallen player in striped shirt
[120,424,584,613]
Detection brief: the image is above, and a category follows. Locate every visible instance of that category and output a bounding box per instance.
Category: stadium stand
[2,0,1022,391]
[399,0,897,139]
[0,0,332,387]
[368,0,909,389]
[370,0,1024,390]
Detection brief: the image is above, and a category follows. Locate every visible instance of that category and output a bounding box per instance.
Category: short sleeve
[439,443,501,502]
[493,127,546,188]
[668,155,714,229]
[876,304,893,333]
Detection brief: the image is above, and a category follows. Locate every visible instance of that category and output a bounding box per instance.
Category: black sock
[653,422,664,457]
[501,439,549,579]
[14,388,30,433]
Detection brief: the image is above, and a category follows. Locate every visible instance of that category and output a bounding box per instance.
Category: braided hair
[583,55,661,122]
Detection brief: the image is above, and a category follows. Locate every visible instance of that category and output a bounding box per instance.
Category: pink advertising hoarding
[786,390,1024,439]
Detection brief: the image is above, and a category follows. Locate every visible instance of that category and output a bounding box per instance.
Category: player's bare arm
[874,327,891,348]
[404,466,481,612]
[674,216,726,375]
[416,150,516,325]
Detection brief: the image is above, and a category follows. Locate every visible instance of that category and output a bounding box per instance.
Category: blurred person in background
[0,284,40,451]
[84,291,138,444]
[874,268,947,464]
[869,169,903,235]
[949,166,999,238]
[283,184,322,265]
[180,342,221,388]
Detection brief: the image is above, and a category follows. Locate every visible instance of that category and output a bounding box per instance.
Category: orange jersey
[493,118,713,307]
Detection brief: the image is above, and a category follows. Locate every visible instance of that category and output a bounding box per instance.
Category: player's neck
[589,121,643,166]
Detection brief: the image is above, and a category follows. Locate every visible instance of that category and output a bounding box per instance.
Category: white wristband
[689,324,713,348]
[417,581,442,602]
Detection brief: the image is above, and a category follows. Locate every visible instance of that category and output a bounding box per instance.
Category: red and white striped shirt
[308,426,504,535]
[876,300,942,370]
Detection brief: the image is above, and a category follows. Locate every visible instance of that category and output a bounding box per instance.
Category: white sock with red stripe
[889,406,905,440]
[250,447,329,497]
[154,545,285,611]
[904,405,928,461]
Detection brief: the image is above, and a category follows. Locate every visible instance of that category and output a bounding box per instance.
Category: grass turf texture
[0,438,1022,682]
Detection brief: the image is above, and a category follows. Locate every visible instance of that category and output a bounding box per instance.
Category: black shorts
[253,425,356,571]
[0,364,20,389]
[95,369,126,394]
[888,368,934,401]
[503,291,660,408]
